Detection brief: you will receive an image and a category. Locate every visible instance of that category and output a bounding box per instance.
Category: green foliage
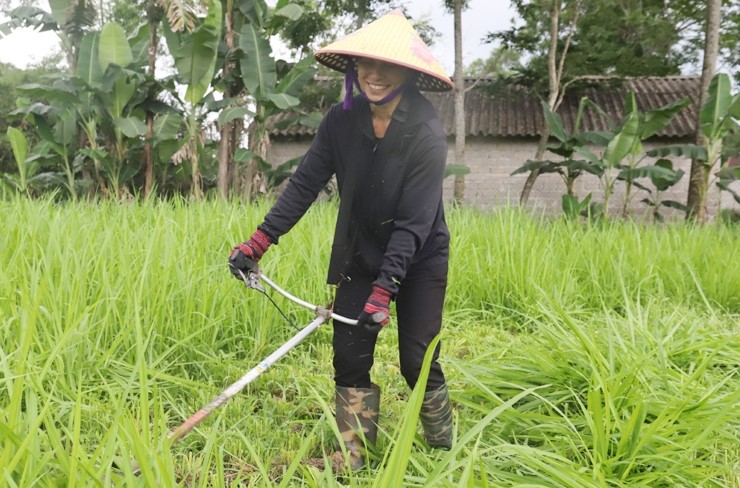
[0,63,52,175]
[512,92,695,220]
[465,46,523,77]
[647,74,740,216]
[630,159,689,221]
[2,127,42,195]
[0,200,738,486]
[297,76,342,111]
[561,192,593,219]
[700,74,740,142]
[1,1,422,201]
[0,80,18,174]
[3,9,201,198]
[165,1,221,105]
[488,0,740,86]
[444,164,471,179]
[270,0,329,52]
[374,335,441,487]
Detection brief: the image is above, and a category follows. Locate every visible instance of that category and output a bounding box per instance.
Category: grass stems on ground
[1,197,738,487]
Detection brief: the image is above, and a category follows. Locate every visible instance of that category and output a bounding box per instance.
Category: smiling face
[356,57,411,103]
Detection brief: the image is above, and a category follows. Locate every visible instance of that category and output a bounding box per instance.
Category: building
[264,76,738,218]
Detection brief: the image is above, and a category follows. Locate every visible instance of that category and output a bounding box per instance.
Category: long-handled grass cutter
[117,267,357,476]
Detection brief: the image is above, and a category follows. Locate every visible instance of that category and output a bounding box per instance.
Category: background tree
[686,0,721,223]
[443,0,469,205]
[718,2,740,85]
[465,46,522,78]
[1,0,443,199]
[0,62,33,174]
[108,0,166,197]
[667,0,740,86]
[489,0,714,85]
[318,0,395,34]
[487,0,739,207]
[489,0,582,205]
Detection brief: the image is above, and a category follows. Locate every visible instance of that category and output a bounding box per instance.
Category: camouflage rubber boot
[419,385,453,449]
[335,384,381,470]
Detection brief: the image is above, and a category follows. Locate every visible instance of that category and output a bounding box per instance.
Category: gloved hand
[357,285,392,333]
[229,229,272,280]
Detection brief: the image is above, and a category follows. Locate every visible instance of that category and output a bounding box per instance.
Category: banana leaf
[99,23,134,71]
[700,74,733,140]
[542,100,569,143]
[603,111,639,168]
[445,164,471,178]
[239,22,276,100]
[76,31,102,86]
[646,145,707,161]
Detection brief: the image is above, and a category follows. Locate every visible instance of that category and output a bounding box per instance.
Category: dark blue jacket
[259,88,449,295]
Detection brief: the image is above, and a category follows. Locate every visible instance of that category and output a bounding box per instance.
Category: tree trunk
[520,0,561,206]
[217,124,233,199]
[231,115,244,194]
[143,14,159,198]
[191,145,202,200]
[143,115,154,197]
[686,0,721,223]
[452,0,466,205]
[519,129,551,205]
[243,119,268,201]
[217,0,236,199]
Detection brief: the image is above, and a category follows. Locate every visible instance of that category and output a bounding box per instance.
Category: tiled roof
[268,76,700,139]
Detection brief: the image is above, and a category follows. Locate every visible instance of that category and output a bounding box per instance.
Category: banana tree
[624,159,687,221]
[3,0,96,198]
[1,0,96,74]
[163,0,222,199]
[131,1,166,197]
[4,127,39,196]
[515,93,691,218]
[562,93,690,217]
[62,21,163,197]
[0,6,57,39]
[211,0,310,199]
[214,0,241,199]
[511,98,611,217]
[646,73,740,221]
[12,20,181,198]
[696,74,740,213]
[611,93,691,217]
[11,82,85,199]
[231,0,317,199]
[97,23,148,195]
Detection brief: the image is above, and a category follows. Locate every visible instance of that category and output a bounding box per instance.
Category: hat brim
[315,51,453,92]
[313,10,454,92]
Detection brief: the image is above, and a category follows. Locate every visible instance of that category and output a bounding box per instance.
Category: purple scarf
[343,58,410,110]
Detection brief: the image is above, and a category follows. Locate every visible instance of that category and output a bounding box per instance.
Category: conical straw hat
[315,9,454,92]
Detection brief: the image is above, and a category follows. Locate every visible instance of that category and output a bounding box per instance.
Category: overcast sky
[0,1,516,72]
[403,0,516,74]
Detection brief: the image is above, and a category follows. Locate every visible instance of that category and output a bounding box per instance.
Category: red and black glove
[357,285,392,333]
[228,229,272,280]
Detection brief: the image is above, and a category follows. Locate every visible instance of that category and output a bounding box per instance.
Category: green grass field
[1,197,738,487]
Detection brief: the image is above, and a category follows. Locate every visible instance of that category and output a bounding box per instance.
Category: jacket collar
[356,88,431,142]
[391,88,432,127]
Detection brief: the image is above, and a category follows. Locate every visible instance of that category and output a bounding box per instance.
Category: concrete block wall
[443,137,739,219]
[267,135,740,218]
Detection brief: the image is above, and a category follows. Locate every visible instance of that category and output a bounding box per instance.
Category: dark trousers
[331,261,448,392]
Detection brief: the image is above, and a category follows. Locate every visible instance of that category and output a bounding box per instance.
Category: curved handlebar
[238,269,358,326]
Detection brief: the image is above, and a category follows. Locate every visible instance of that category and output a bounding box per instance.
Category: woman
[229,9,454,469]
